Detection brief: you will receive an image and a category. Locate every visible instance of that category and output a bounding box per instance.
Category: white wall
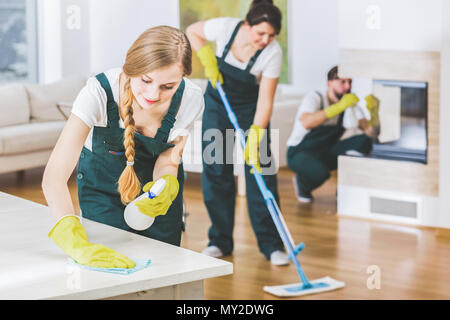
[439,1,450,229]
[88,0,179,74]
[285,0,339,94]
[60,0,90,78]
[38,0,91,82]
[37,0,62,83]
[338,0,442,52]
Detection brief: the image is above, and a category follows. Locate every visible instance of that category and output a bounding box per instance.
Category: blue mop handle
[215,83,271,199]
[216,82,312,288]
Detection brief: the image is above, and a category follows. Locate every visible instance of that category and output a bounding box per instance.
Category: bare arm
[186,21,207,51]
[153,135,188,180]
[300,110,328,130]
[298,92,329,130]
[42,114,90,221]
[253,76,279,128]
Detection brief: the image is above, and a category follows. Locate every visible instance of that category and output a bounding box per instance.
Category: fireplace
[369,79,428,164]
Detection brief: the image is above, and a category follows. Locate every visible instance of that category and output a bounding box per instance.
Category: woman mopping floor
[187,0,288,266]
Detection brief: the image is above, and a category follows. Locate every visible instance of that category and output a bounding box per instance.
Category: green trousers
[287,134,372,193]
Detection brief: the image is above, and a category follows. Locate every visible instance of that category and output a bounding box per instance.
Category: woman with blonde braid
[42,26,204,269]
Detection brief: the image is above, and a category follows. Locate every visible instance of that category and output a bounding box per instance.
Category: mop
[216,82,345,297]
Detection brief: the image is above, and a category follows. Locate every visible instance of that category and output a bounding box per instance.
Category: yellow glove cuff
[324,94,359,119]
[196,45,216,67]
[245,125,265,173]
[196,45,223,88]
[48,215,82,239]
[250,124,264,139]
[324,105,341,119]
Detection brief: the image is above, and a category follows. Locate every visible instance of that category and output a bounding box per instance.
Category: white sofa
[182,79,302,194]
[0,76,86,174]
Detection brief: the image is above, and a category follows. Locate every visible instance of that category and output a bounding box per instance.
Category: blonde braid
[117,77,141,204]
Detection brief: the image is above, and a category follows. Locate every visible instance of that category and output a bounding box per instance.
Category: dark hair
[327,65,339,81]
[246,0,282,35]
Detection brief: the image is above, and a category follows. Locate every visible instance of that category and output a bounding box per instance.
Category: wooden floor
[1,167,450,300]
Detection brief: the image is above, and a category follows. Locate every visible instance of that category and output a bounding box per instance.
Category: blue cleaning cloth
[67,258,151,275]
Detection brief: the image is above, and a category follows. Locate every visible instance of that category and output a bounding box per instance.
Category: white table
[0,192,232,300]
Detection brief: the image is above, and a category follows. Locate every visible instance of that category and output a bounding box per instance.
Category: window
[0,0,37,84]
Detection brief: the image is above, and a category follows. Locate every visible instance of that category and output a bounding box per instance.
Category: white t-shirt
[286,91,366,147]
[203,17,282,81]
[71,68,204,151]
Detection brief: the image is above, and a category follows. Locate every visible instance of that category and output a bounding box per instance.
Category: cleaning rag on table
[67,258,151,275]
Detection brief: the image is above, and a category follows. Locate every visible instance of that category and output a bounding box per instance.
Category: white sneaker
[345,150,364,157]
[202,246,224,258]
[270,250,290,266]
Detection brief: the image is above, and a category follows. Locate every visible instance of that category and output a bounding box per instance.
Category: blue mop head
[67,258,151,275]
[264,277,345,297]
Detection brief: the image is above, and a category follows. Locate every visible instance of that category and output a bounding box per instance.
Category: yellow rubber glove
[48,215,136,268]
[244,124,265,174]
[324,93,359,119]
[196,45,223,88]
[135,174,179,218]
[365,94,380,127]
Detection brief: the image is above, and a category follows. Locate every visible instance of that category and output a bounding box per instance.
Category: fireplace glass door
[369,79,427,164]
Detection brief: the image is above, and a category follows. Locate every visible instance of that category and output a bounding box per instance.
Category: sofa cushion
[0,83,30,127]
[25,75,86,121]
[0,121,65,155]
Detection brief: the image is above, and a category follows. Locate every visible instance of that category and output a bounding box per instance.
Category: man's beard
[335,91,344,100]
[334,89,350,101]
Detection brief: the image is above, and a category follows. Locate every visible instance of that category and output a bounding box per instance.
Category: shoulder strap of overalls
[315,91,324,110]
[245,48,263,72]
[95,73,120,128]
[222,21,243,59]
[315,90,344,127]
[222,21,263,72]
[337,109,345,127]
[154,79,186,142]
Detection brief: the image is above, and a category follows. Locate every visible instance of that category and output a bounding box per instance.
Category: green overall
[287,91,372,193]
[76,73,186,246]
[202,21,284,259]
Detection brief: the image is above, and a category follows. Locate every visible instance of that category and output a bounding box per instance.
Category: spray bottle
[124,178,166,231]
